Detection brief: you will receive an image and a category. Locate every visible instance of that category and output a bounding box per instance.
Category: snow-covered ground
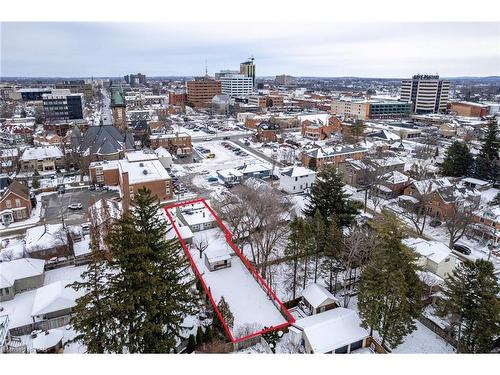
[179,226,288,340]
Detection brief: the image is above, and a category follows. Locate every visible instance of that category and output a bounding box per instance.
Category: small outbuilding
[204,249,232,272]
[300,283,339,315]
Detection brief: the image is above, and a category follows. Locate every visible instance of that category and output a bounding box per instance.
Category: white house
[217,168,243,185]
[154,147,173,169]
[403,237,458,279]
[176,202,217,232]
[279,166,317,194]
[300,283,339,315]
[31,280,81,321]
[291,307,370,354]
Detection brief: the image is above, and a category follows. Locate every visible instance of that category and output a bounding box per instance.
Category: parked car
[206,153,215,159]
[453,244,471,255]
[81,222,90,235]
[68,203,83,210]
[207,176,218,182]
[223,136,231,140]
[429,219,442,228]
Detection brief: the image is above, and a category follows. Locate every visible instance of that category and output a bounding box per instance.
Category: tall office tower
[400,74,450,114]
[219,74,253,97]
[240,57,256,88]
[124,73,147,86]
[186,76,222,108]
[42,90,84,122]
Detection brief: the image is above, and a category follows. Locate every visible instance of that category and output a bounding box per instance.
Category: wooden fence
[418,315,457,349]
[9,315,71,337]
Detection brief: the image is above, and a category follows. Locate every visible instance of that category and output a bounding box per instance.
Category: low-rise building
[300,283,339,315]
[301,116,341,140]
[448,101,489,118]
[25,224,73,260]
[403,238,458,279]
[150,132,192,157]
[176,201,217,232]
[302,146,367,170]
[0,180,32,225]
[279,166,317,194]
[290,307,370,354]
[89,151,173,210]
[0,258,45,302]
[19,146,64,173]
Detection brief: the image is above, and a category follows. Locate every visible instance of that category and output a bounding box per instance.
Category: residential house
[471,206,500,246]
[255,122,281,143]
[279,166,317,194]
[176,202,216,233]
[0,258,45,302]
[31,280,81,321]
[0,148,19,174]
[290,307,370,354]
[427,185,481,220]
[238,163,272,179]
[25,224,73,260]
[404,238,458,279]
[301,145,367,170]
[19,145,64,173]
[217,168,244,185]
[0,180,32,225]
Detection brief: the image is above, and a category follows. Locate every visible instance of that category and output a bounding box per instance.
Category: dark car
[223,136,230,140]
[429,219,442,228]
[453,244,471,255]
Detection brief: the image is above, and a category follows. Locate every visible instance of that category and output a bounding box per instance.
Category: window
[5,199,11,208]
[15,199,21,207]
[335,345,349,354]
[350,340,363,352]
[96,175,104,183]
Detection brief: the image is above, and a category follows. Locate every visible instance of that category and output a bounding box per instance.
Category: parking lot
[41,188,120,226]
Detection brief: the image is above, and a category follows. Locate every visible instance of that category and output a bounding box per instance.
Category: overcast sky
[1,22,499,78]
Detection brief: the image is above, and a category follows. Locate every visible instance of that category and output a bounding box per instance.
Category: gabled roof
[0,180,30,203]
[75,125,134,156]
[403,238,452,264]
[293,307,368,353]
[280,166,316,178]
[301,283,339,309]
[31,281,79,316]
[0,258,45,289]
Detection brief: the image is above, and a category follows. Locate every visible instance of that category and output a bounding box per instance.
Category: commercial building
[331,99,369,119]
[215,69,239,79]
[240,58,256,87]
[18,88,52,101]
[89,151,172,210]
[368,101,412,119]
[400,74,450,114]
[42,90,84,122]
[150,132,192,157]
[168,90,187,106]
[448,101,489,118]
[124,73,146,86]
[186,77,222,108]
[55,80,93,102]
[219,74,253,97]
[19,145,64,173]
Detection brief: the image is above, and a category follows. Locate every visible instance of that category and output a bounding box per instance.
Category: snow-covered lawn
[391,320,455,354]
[187,228,288,339]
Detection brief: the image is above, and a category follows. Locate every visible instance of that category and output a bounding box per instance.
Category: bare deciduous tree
[194,236,209,259]
[444,200,479,248]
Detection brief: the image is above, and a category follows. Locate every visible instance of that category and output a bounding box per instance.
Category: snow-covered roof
[32,329,64,351]
[403,238,452,264]
[20,145,63,161]
[118,159,170,184]
[461,177,490,187]
[293,307,368,353]
[411,178,452,195]
[280,166,317,178]
[383,170,409,185]
[88,198,122,227]
[0,258,45,289]
[125,150,158,163]
[25,224,67,253]
[301,283,339,309]
[178,202,215,227]
[31,280,79,317]
[154,146,172,158]
[238,163,271,174]
[218,168,243,179]
[205,248,232,263]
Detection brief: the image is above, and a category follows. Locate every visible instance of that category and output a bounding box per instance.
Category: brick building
[302,146,367,170]
[186,77,222,108]
[448,101,489,118]
[0,180,32,225]
[301,116,341,141]
[150,132,192,157]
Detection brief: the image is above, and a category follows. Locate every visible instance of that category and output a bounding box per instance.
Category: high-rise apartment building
[186,77,222,108]
[42,90,84,122]
[124,73,147,86]
[400,74,450,114]
[240,58,256,87]
[219,74,253,97]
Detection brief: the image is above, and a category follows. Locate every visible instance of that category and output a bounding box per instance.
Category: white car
[68,203,83,210]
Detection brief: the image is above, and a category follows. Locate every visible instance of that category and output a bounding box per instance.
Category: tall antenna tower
[205,60,208,76]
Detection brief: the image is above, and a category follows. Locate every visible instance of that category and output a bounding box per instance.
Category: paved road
[231,139,285,167]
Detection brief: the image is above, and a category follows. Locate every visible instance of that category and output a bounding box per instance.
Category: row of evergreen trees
[69,188,196,353]
[441,119,499,181]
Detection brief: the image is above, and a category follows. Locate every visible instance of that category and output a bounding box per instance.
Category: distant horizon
[1,22,499,78]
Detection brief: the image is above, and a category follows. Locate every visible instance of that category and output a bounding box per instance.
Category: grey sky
[1,22,499,78]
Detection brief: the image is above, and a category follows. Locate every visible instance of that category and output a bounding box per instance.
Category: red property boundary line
[164,198,295,344]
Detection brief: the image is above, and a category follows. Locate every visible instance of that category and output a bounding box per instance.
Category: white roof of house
[280,166,317,178]
[154,147,172,158]
[218,168,243,179]
[0,258,45,289]
[125,150,158,163]
[403,238,452,264]
[239,163,271,174]
[32,329,64,351]
[205,248,232,263]
[25,224,68,253]
[20,146,63,161]
[179,202,215,227]
[31,280,79,317]
[301,283,339,309]
[118,159,170,184]
[383,170,409,185]
[293,307,369,353]
[461,177,490,187]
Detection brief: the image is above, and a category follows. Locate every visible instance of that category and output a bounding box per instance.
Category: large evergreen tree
[107,187,195,353]
[440,141,473,177]
[303,165,360,227]
[473,119,499,181]
[68,243,119,353]
[437,259,500,353]
[357,210,422,349]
